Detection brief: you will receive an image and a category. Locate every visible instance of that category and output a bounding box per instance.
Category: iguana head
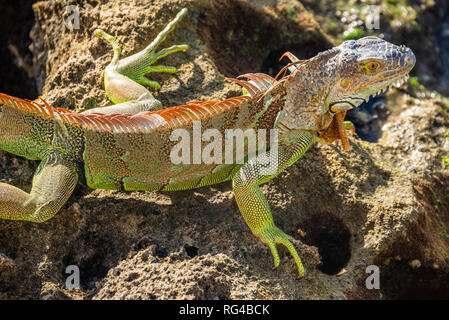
[327,36,415,113]
[273,36,415,134]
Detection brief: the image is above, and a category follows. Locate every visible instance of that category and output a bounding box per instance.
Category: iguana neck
[274,47,340,133]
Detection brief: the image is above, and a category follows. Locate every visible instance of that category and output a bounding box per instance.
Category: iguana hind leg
[0,153,78,222]
[83,8,188,115]
[232,130,315,276]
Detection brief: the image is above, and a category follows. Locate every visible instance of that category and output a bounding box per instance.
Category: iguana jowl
[0,9,415,276]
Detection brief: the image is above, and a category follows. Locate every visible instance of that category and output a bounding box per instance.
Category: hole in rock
[185,245,199,258]
[380,262,449,300]
[299,211,351,275]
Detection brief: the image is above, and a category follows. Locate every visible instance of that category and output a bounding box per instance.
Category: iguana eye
[365,61,379,71]
[361,61,381,74]
[367,62,379,70]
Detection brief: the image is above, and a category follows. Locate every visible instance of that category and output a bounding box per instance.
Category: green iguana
[0,8,415,276]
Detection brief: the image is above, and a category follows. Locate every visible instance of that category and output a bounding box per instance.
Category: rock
[409,259,421,269]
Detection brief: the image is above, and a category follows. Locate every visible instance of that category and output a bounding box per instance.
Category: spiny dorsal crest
[0,92,254,134]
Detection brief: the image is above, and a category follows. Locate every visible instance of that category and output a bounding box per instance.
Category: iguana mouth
[361,72,410,101]
[329,71,410,114]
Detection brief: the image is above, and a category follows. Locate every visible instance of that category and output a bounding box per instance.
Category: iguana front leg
[232,130,315,276]
[0,152,78,222]
[82,8,189,115]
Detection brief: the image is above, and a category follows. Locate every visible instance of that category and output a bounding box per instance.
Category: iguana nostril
[405,55,415,65]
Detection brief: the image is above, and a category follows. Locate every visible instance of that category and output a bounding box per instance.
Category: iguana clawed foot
[255,225,305,276]
[85,8,189,114]
[93,8,189,92]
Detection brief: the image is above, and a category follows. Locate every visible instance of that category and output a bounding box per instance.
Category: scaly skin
[0,9,415,276]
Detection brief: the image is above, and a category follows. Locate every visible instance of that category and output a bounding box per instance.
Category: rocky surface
[0,0,448,299]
